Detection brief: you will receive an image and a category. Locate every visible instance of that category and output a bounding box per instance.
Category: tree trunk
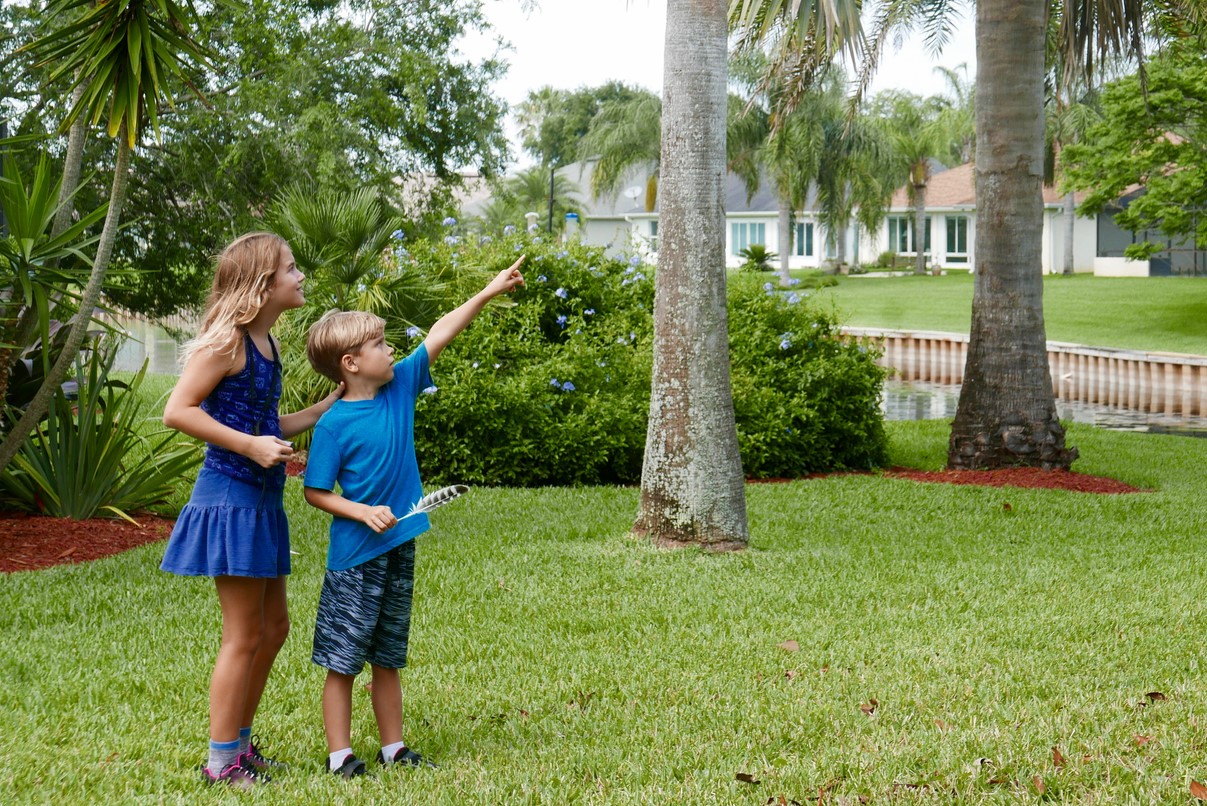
[948,0,1077,471]
[912,180,927,275]
[1062,191,1075,275]
[633,0,747,551]
[0,128,132,474]
[778,199,792,285]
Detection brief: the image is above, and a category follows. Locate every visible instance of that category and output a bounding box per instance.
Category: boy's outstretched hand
[486,256,526,297]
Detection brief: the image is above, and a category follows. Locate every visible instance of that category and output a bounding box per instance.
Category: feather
[403,484,469,519]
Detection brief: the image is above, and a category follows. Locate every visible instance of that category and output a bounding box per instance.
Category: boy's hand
[485,256,526,298]
[247,435,294,468]
[359,504,398,533]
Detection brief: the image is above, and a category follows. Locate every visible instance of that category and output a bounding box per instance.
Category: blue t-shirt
[304,345,433,571]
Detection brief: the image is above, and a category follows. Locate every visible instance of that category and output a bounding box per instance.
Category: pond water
[884,379,1207,438]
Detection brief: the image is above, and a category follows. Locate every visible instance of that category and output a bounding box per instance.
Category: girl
[160,232,342,789]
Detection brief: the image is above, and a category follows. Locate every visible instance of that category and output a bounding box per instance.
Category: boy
[302,258,524,778]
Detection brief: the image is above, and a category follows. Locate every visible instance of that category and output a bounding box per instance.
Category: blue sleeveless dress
[161,333,291,578]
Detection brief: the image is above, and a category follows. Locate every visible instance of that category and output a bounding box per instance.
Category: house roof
[889,162,1089,209]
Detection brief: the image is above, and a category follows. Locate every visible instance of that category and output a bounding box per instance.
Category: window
[731,222,766,255]
[945,216,968,263]
[649,220,658,252]
[887,215,932,253]
[794,222,814,257]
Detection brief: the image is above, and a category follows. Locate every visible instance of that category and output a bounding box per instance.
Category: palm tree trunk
[0,127,131,474]
[912,182,927,275]
[778,201,792,285]
[634,0,747,550]
[948,0,1076,471]
[1062,191,1076,274]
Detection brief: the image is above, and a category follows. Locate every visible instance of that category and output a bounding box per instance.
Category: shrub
[0,337,203,519]
[410,235,654,486]
[728,276,889,477]
[738,244,777,272]
[289,230,889,486]
[876,250,899,269]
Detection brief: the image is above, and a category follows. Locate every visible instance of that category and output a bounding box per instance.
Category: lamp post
[547,163,555,233]
[0,119,7,237]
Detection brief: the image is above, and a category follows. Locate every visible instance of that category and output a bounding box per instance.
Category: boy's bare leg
[369,665,403,747]
[322,672,356,752]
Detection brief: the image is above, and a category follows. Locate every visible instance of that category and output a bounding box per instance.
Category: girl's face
[268,244,305,310]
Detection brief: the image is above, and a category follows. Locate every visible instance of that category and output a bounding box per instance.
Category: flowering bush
[728,275,889,476]
[288,227,887,485]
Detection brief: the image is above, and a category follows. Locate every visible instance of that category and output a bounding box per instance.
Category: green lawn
[5,422,1207,803]
[807,273,1207,355]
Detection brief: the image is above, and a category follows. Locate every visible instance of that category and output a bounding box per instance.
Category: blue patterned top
[201,332,285,489]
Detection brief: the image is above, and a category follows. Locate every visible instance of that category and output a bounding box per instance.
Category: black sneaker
[201,760,271,790]
[328,753,369,779]
[241,735,287,772]
[377,746,438,768]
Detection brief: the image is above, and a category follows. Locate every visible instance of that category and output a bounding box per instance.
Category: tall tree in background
[634,0,747,549]
[0,0,209,474]
[577,90,663,211]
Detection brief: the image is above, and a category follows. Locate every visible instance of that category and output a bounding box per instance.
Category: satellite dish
[623,186,643,202]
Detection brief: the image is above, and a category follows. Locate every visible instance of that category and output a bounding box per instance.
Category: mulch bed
[0,467,1144,573]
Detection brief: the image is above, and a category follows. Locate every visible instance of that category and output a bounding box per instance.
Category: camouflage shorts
[312,540,415,675]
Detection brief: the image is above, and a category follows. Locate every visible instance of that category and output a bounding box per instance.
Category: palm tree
[634,0,748,550]
[0,0,209,474]
[871,89,950,275]
[576,91,662,211]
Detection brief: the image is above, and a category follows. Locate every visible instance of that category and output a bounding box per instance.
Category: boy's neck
[339,377,386,401]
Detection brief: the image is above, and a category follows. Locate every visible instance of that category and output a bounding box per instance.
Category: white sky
[463,0,978,169]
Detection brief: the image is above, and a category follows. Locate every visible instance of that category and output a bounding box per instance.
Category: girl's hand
[486,256,526,297]
[320,382,345,412]
[359,504,398,533]
[247,435,294,468]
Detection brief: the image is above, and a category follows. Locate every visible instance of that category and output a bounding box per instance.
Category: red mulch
[0,466,1143,573]
[0,511,175,574]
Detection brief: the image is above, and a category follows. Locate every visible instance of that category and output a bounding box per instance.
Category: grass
[5,421,1207,803]
[804,273,1207,355]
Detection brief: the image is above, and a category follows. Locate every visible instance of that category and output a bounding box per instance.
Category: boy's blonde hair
[307,310,386,383]
[182,232,288,365]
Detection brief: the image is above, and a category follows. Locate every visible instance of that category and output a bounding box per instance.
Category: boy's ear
[340,351,359,375]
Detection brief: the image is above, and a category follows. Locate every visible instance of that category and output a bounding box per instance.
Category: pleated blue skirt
[160,468,290,578]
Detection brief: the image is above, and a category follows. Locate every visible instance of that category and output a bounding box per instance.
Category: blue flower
[597,360,607,367]
[629,255,642,267]
[472,361,480,368]
[537,274,548,283]
[443,216,457,227]
[623,266,635,275]
[532,236,543,243]
[788,278,801,286]
[421,385,438,395]
[504,225,517,235]
[550,378,560,387]
[479,235,493,245]
[406,326,421,339]
[444,235,460,246]
[763,282,774,292]
[779,339,792,350]
[785,292,801,304]
[584,308,595,315]
[556,250,569,259]
[554,287,568,299]
[561,381,575,392]
[391,229,405,241]
[556,314,568,328]
[528,223,540,233]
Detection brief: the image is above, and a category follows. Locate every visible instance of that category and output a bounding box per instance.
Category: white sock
[380,740,407,764]
[329,748,354,770]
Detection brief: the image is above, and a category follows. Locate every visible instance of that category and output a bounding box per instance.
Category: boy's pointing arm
[423,256,525,363]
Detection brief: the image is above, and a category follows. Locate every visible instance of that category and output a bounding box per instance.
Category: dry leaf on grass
[1192,779,1207,800]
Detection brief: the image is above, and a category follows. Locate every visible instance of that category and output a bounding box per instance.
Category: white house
[461,159,1191,277]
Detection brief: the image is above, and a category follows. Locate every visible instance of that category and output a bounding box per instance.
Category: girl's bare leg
[211,576,269,743]
[241,575,289,729]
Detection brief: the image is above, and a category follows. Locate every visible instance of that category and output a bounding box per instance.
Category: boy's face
[347,334,394,386]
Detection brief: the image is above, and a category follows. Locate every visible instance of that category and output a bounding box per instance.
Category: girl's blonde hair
[181,232,288,365]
